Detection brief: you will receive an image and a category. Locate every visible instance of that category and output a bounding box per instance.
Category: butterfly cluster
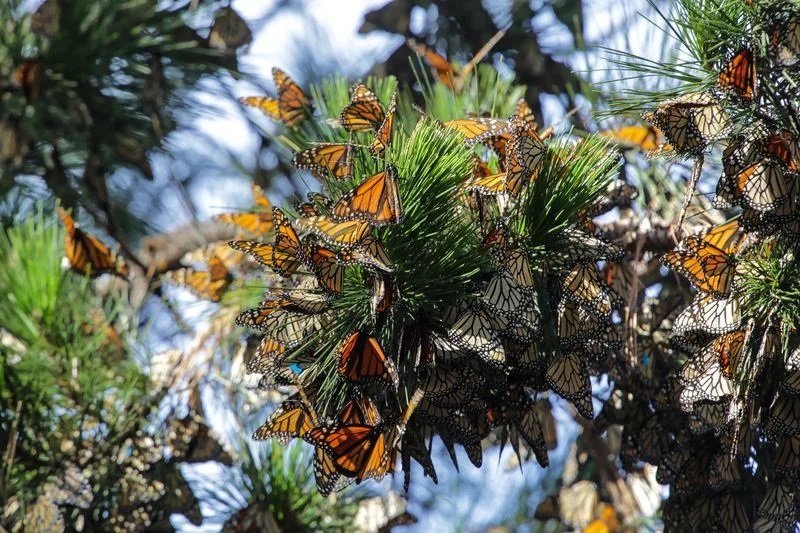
[625,3,800,529]
[232,70,629,496]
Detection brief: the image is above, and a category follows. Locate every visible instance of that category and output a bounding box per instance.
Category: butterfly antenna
[676,156,704,231]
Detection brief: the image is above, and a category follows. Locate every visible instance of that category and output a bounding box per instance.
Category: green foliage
[738,245,800,335]
[222,440,362,531]
[516,134,620,250]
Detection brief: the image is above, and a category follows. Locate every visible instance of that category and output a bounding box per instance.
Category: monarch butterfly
[507,114,545,184]
[599,124,663,151]
[246,337,287,375]
[292,143,353,180]
[338,235,394,273]
[774,435,800,478]
[661,236,737,298]
[765,391,800,437]
[236,309,320,348]
[755,482,796,529]
[228,240,301,277]
[546,352,593,418]
[340,83,385,132]
[679,332,744,409]
[557,299,593,348]
[313,446,352,496]
[298,241,344,295]
[673,294,741,337]
[338,395,381,425]
[400,428,437,491]
[762,130,799,171]
[550,228,625,268]
[718,48,756,101]
[509,400,549,468]
[642,92,729,155]
[330,165,404,226]
[444,117,510,145]
[482,271,530,316]
[721,159,789,211]
[295,215,372,247]
[57,207,130,278]
[214,183,273,236]
[561,263,618,318]
[239,67,312,127]
[370,92,396,156]
[515,98,538,130]
[164,255,232,302]
[701,219,744,255]
[304,422,396,482]
[278,289,330,314]
[782,347,800,395]
[337,331,399,386]
[368,274,393,316]
[407,38,457,90]
[446,307,505,366]
[501,248,535,291]
[272,207,303,276]
[253,398,314,444]
[770,15,800,67]
[466,171,507,196]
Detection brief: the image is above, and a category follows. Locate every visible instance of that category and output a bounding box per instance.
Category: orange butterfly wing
[239,96,281,120]
[292,143,353,180]
[330,165,404,226]
[341,83,385,132]
[718,48,756,101]
[337,331,399,386]
[273,67,312,127]
[57,207,129,278]
[407,38,457,89]
[215,184,273,236]
[370,92,396,156]
[253,399,314,444]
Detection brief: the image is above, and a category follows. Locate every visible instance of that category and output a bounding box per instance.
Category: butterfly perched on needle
[330,165,404,226]
[337,330,399,386]
[718,48,756,101]
[292,143,353,181]
[57,207,130,278]
[214,183,273,237]
[661,236,737,298]
[239,67,313,128]
[340,83,385,132]
[370,92,397,157]
[642,92,729,156]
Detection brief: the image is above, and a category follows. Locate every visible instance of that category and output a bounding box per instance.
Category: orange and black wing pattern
[240,68,312,127]
[661,236,736,298]
[292,143,353,180]
[718,48,756,101]
[253,398,314,444]
[164,255,232,302]
[304,423,392,481]
[215,183,273,236]
[407,38,457,90]
[337,330,399,386]
[330,165,404,226]
[341,83,385,132]
[370,92,397,157]
[57,207,129,278]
